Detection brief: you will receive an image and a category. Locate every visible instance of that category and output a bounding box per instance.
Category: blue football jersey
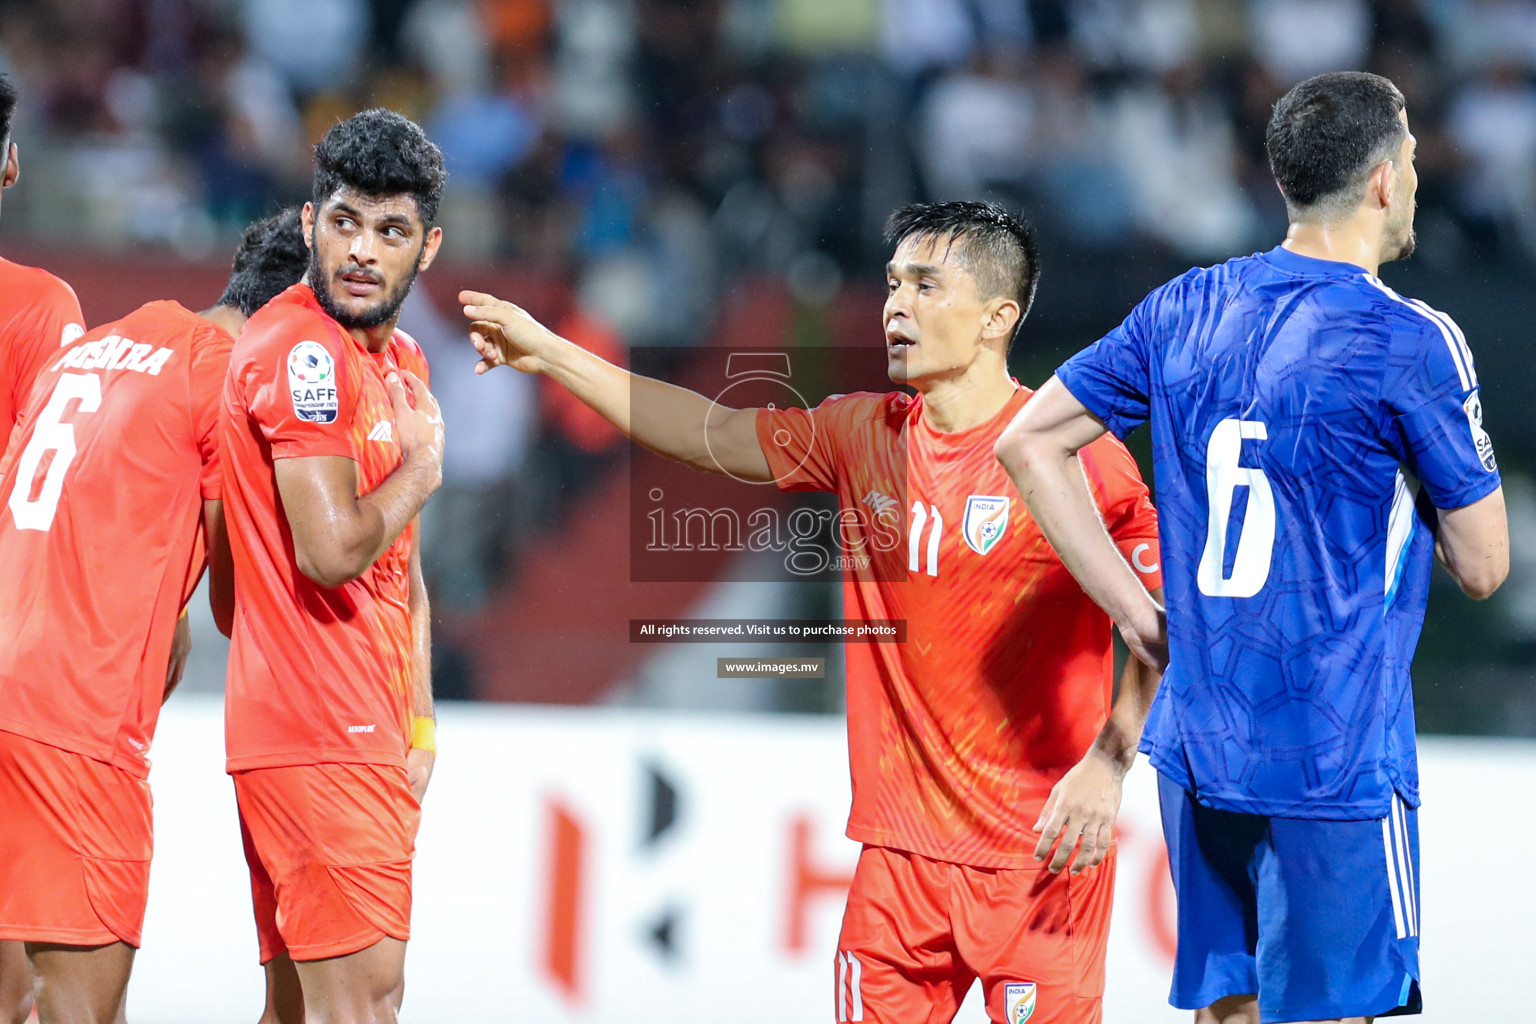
[1057,245,1501,819]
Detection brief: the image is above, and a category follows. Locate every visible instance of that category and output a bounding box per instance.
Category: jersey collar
[1262,244,1369,279]
[910,383,1029,450]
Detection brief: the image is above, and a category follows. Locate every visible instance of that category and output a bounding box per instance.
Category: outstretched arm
[995,376,1166,669]
[461,290,773,482]
[1032,603,1163,874]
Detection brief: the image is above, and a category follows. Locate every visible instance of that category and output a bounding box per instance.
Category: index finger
[389,368,420,399]
[1033,806,1068,863]
[458,289,505,308]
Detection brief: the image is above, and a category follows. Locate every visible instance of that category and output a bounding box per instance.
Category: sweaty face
[1383,114,1418,263]
[882,235,992,388]
[306,189,429,331]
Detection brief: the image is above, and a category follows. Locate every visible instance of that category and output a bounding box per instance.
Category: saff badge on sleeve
[287,341,339,424]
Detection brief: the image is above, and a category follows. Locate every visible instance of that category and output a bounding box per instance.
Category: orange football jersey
[0,301,230,775]
[0,256,85,456]
[757,387,1162,868]
[220,284,427,773]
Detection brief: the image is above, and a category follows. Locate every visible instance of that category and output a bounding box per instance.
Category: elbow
[993,421,1041,476]
[294,546,366,589]
[1458,560,1509,601]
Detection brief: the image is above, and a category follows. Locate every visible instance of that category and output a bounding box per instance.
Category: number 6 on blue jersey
[1197,417,1275,598]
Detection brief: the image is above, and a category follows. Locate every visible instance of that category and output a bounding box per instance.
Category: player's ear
[300,203,315,249]
[3,143,18,189]
[982,297,1021,345]
[1367,160,1394,212]
[416,225,443,272]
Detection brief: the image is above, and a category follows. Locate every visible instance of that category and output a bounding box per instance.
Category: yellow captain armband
[410,716,437,754]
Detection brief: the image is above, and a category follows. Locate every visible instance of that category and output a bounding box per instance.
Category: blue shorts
[1157,773,1422,1022]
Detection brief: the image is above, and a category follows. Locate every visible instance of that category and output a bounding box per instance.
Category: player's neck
[197,305,246,337]
[348,323,398,353]
[915,368,1017,434]
[1281,221,1381,276]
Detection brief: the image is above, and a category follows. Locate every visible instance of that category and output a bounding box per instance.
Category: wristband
[410,716,437,754]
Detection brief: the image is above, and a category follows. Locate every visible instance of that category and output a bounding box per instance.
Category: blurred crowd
[6,1,1536,287]
[3,0,1534,339]
[3,0,1536,705]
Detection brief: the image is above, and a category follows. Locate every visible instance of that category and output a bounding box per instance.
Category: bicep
[273,455,362,554]
[709,406,774,483]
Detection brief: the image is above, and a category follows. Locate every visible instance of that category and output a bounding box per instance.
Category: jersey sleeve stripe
[1362,275,1472,390]
[1406,297,1477,388]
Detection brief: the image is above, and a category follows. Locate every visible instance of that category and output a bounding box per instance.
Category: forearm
[351,455,439,574]
[1090,652,1161,775]
[204,500,234,637]
[539,335,741,473]
[296,454,439,587]
[1433,487,1509,600]
[409,550,433,721]
[999,440,1154,627]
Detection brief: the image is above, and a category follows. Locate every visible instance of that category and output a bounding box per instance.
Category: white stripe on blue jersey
[1363,275,1475,389]
[1385,470,1418,605]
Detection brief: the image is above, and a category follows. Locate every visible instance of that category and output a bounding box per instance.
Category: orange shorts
[834,844,1116,1024]
[233,762,419,964]
[0,730,152,947]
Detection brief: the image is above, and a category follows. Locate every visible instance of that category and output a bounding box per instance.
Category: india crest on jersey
[1004,982,1036,1022]
[962,495,1009,555]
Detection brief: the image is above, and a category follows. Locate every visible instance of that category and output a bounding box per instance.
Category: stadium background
[2,0,1534,1020]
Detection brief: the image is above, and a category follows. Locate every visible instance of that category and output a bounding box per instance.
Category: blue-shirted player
[996,71,1509,1024]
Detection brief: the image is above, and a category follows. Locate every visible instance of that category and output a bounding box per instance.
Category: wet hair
[1266,71,1407,220]
[884,201,1041,348]
[0,74,17,151]
[217,207,308,315]
[312,108,447,226]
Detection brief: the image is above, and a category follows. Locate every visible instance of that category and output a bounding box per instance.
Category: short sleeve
[5,273,85,425]
[189,324,235,499]
[240,319,358,463]
[1382,315,1501,511]
[1055,293,1157,440]
[1081,433,1164,592]
[755,392,883,493]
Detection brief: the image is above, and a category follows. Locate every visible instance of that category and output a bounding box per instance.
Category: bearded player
[220,109,445,1024]
[999,72,1508,1022]
[0,69,87,1024]
[0,208,308,1024]
[463,201,1163,1024]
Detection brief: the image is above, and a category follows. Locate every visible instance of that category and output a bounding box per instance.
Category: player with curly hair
[219,109,446,1024]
